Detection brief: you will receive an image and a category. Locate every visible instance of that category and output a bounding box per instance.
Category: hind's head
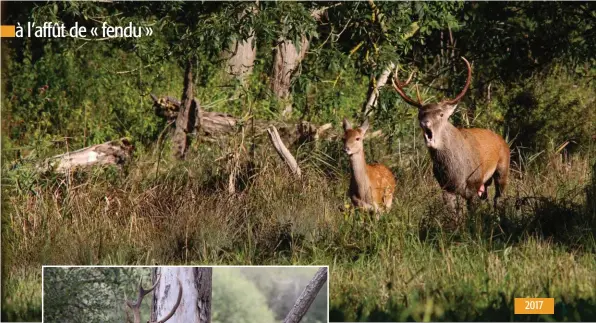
[342,118,369,156]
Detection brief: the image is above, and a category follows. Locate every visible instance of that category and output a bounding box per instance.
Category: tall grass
[2,133,595,321]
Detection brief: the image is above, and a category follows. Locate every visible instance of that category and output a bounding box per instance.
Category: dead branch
[36,138,133,174]
[364,62,395,115]
[267,126,301,177]
[283,267,328,323]
[151,94,341,144]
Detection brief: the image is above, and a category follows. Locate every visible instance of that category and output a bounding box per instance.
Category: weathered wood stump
[36,138,134,174]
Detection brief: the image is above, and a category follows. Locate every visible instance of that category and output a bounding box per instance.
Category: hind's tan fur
[342,119,396,212]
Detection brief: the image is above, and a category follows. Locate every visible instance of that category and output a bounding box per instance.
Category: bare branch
[283,268,328,323]
[364,62,396,115]
[310,3,342,20]
[267,126,302,177]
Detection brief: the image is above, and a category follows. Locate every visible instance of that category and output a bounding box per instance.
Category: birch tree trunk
[225,37,256,82]
[152,267,212,323]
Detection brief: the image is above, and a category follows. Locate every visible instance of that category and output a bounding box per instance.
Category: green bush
[212,269,276,323]
[2,42,181,152]
[502,69,595,153]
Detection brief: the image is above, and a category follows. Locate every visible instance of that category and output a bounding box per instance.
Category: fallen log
[150,94,363,145]
[151,94,339,145]
[36,138,134,174]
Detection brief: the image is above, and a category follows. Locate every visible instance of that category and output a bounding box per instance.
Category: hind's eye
[356,137,361,141]
[440,113,444,117]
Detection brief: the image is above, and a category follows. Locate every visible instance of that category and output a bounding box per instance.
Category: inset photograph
[42,266,328,323]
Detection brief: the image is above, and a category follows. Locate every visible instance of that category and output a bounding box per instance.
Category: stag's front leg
[442,191,462,214]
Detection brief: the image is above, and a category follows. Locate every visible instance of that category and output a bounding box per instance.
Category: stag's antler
[154,278,183,323]
[125,275,183,323]
[442,57,472,105]
[392,57,473,108]
[391,67,422,108]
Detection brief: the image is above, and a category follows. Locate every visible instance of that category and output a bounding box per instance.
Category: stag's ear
[360,119,369,134]
[444,104,458,118]
[342,118,352,131]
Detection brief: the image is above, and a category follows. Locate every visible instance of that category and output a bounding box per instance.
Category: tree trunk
[225,37,256,81]
[270,35,310,116]
[152,267,212,323]
[269,5,339,117]
[173,59,197,159]
[223,4,258,82]
[283,267,328,323]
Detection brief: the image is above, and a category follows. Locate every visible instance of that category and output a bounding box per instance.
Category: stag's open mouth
[423,128,433,143]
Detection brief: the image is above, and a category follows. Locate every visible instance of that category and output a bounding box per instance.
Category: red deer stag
[125,275,183,323]
[391,57,510,214]
[343,118,396,215]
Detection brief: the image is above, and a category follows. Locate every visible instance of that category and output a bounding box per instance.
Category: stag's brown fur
[393,58,510,212]
[343,119,396,213]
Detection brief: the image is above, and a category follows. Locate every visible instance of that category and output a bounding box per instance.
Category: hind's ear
[360,119,370,133]
[343,118,352,131]
[444,104,457,118]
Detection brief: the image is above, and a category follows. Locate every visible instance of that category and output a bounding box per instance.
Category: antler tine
[140,274,161,296]
[442,57,472,105]
[391,67,422,108]
[126,274,162,323]
[155,278,183,323]
[415,84,422,105]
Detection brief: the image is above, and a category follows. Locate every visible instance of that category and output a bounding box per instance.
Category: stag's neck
[428,124,480,192]
[349,152,371,195]
[430,125,472,163]
[435,124,469,155]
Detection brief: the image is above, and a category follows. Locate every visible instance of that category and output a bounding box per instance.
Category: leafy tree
[212,268,276,323]
[43,267,149,323]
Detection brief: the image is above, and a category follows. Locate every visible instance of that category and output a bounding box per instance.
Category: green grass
[2,136,595,322]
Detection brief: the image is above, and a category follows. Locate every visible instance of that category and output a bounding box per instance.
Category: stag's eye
[356,137,361,141]
[440,113,444,117]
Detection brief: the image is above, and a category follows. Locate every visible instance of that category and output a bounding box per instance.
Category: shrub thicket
[212,269,277,323]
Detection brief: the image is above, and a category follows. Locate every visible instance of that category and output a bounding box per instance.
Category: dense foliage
[43,268,150,323]
[3,2,593,155]
[212,269,277,323]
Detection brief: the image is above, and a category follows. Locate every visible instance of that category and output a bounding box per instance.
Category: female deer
[342,118,396,214]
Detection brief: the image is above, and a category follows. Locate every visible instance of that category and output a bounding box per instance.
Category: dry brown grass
[2,137,596,321]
